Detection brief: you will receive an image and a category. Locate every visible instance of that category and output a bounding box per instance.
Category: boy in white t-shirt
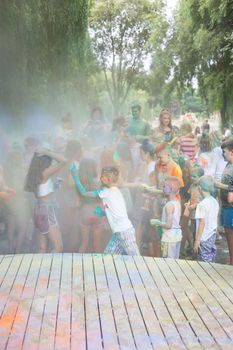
[70,164,140,255]
[150,176,182,259]
[194,175,219,262]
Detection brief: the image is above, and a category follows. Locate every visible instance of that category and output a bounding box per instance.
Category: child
[193,176,219,262]
[58,139,83,252]
[181,164,204,257]
[70,164,140,255]
[78,158,107,253]
[0,166,16,253]
[150,176,182,259]
[24,147,66,253]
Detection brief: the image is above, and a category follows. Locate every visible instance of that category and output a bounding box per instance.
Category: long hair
[200,133,211,153]
[78,158,99,191]
[141,139,155,159]
[159,109,172,130]
[24,154,52,194]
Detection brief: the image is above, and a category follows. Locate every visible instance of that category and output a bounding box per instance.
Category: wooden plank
[5,254,43,350]
[133,256,187,350]
[0,256,14,287]
[55,253,72,350]
[83,254,103,350]
[103,254,136,350]
[0,254,33,349]
[166,259,233,349]
[155,258,219,349]
[93,254,119,350]
[112,255,154,350]
[71,254,86,350]
[0,255,23,317]
[210,263,233,288]
[144,257,203,350]
[178,260,233,340]
[124,255,169,350]
[22,254,53,350]
[197,262,233,305]
[189,261,233,323]
[38,254,63,350]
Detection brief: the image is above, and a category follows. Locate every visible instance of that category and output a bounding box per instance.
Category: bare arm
[37,148,67,181]
[161,203,174,229]
[151,203,174,229]
[70,163,99,198]
[193,218,205,253]
[214,181,228,190]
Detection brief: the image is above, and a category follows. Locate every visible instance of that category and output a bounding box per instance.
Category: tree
[89,0,166,115]
[0,0,90,116]
[171,0,233,124]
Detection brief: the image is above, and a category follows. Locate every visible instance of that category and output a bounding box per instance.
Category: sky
[166,0,178,18]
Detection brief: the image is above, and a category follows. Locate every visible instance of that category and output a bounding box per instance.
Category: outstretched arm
[70,163,99,198]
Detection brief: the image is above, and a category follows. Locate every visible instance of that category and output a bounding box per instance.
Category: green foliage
[0,0,90,117]
[171,0,233,124]
[89,0,166,115]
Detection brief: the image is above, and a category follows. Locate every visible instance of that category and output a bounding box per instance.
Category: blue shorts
[221,207,233,228]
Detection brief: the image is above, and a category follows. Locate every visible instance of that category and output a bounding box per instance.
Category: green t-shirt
[128,117,150,137]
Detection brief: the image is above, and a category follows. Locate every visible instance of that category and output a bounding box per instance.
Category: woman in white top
[25,148,66,253]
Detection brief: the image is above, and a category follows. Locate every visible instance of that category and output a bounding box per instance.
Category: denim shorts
[221,207,233,229]
[34,200,59,235]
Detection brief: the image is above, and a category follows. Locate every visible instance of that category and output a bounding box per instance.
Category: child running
[150,176,182,259]
[70,164,140,255]
[193,175,219,262]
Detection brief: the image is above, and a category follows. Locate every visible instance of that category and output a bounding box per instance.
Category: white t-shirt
[98,186,133,233]
[147,161,156,176]
[212,147,227,181]
[195,196,219,241]
[198,151,217,176]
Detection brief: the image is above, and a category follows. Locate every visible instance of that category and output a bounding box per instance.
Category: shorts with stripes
[34,200,59,235]
[104,227,140,256]
[198,232,216,262]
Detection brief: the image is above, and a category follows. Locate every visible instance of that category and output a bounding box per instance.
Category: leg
[39,234,48,253]
[15,217,28,254]
[48,226,63,253]
[104,234,122,255]
[92,225,104,253]
[135,223,143,251]
[79,225,90,253]
[149,227,161,257]
[224,227,233,265]
[198,234,216,262]
[120,228,140,256]
[180,215,190,255]
[6,216,16,254]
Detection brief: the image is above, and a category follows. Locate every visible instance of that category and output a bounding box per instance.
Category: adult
[223,124,231,141]
[53,113,76,153]
[84,107,110,148]
[198,133,216,176]
[215,138,233,264]
[127,103,150,138]
[152,109,179,143]
[201,119,210,134]
[210,131,227,181]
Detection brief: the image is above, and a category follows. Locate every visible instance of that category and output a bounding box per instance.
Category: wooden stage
[0,254,233,350]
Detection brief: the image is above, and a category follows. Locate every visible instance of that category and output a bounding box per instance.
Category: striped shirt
[179,135,197,160]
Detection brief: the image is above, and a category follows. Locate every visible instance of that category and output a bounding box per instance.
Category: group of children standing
[1,108,233,265]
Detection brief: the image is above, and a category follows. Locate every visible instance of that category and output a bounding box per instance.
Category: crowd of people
[1,105,233,265]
